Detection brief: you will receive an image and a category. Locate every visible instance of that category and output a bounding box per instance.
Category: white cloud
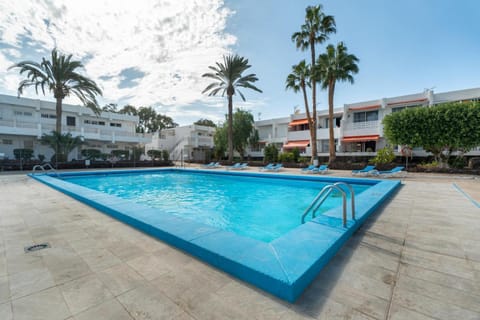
[0,0,246,124]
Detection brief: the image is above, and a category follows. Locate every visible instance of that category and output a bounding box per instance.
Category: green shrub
[111,149,129,159]
[13,148,34,161]
[81,149,102,160]
[448,156,467,169]
[263,144,278,163]
[369,147,395,165]
[162,150,169,161]
[147,149,163,159]
[291,147,300,162]
[278,152,294,163]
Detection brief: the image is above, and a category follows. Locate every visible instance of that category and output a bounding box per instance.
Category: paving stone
[117,283,185,320]
[12,286,70,320]
[61,273,113,314]
[74,298,133,320]
[0,302,12,320]
[8,266,55,299]
[97,263,145,296]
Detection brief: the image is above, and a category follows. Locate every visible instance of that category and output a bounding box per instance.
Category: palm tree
[9,48,102,134]
[202,54,262,162]
[285,60,315,163]
[317,42,359,163]
[292,4,336,162]
[40,131,84,163]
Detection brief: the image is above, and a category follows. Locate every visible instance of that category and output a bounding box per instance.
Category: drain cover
[24,243,50,253]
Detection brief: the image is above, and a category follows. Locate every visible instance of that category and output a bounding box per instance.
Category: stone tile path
[0,171,479,319]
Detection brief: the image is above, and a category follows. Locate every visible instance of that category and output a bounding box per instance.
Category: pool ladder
[301,182,355,227]
[32,163,58,176]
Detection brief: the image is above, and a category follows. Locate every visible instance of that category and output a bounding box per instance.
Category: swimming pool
[63,171,369,242]
[30,168,400,302]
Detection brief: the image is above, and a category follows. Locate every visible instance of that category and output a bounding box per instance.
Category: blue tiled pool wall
[29,168,400,302]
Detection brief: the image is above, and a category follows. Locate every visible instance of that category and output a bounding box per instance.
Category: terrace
[0,168,478,319]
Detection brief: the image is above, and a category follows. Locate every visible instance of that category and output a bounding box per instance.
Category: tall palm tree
[292,4,336,162]
[202,54,262,161]
[285,60,315,162]
[317,42,359,163]
[9,48,102,134]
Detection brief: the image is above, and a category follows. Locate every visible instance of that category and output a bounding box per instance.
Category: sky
[1,0,480,125]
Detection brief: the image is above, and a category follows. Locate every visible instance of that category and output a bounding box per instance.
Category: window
[14,111,32,117]
[324,117,342,128]
[66,116,76,126]
[109,122,121,127]
[353,110,378,123]
[24,140,34,148]
[84,120,105,126]
[106,144,118,149]
[2,139,12,145]
[41,113,56,119]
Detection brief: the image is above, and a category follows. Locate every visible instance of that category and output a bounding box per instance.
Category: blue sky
[1,0,479,125]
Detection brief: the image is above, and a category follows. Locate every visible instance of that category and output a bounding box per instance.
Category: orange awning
[387,98,427,106]
[283,140,310,149]
[288,119,309,126]
[342,135,380,143]
[348,104,381,111]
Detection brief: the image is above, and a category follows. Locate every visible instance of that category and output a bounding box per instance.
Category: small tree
[369,147,395,166]
[194,119,217,127]
[40,132,84,163]
[232,109,255,160]
[213,125,227,160]
[13,149,34,161]
[383,102,480,167]
[264,144,278,163]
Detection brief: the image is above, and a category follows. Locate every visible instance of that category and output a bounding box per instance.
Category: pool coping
[29,168,400,302]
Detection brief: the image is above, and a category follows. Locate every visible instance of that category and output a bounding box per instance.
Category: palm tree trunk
[310,37,318,163]
[55,97,62,134]
[301,85,315,165]
[227,94,234,162]
[328,80,336,164]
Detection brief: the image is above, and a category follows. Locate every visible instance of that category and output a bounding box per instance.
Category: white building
[0,94,150,161]
[145,124,215,162]
[248,87,480,158]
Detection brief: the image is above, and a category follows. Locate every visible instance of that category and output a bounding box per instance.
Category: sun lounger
[312,164,329,174]
[301,165,316,173]
[369,166,406,178]
[351,165,376,176]
[260,163,275,171]
[260,163,283,172]
[229,163,248,170]
[202,162,221,169]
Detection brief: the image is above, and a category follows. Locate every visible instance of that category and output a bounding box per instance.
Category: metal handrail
[301,182,356,227]
[333,182,355,220]
[32,163,58,176]
[302,184,348,227]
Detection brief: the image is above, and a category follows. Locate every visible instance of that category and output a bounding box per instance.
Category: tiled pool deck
[0,168,479,319]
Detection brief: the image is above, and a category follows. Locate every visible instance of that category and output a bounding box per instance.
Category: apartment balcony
[0,120,149,143]
[343,120,381,137]
[317,127,341,140]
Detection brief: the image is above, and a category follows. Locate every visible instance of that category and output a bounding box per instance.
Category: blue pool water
[63,171,369,242]
[30,168,400,302]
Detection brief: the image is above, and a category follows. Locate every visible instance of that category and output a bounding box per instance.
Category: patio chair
[351,165,376,176]
[369,166,406,178]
